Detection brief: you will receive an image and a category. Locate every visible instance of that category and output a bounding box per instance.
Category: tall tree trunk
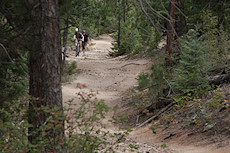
[165,0,176,67]
[62,17,69,74]
[98,15,102,36]
[217,0,225,29]
[175,0,187,37]
[28,0,64,151]
[123,0,126,23]
[117,0,121,50]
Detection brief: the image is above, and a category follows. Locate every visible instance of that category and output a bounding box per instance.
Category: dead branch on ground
[136,102,174,129]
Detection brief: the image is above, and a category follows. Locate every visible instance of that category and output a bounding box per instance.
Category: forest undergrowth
[117,28,230,148]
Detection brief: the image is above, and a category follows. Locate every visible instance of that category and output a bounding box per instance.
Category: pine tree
[173,31,209,96]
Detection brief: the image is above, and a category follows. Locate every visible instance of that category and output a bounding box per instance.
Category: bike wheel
[76,44,80,56]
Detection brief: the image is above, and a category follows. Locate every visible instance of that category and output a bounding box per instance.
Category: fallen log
[209,73,230,86]
[136,102,174,129]
[209,65,228,75]
[164,133,177,140]
[121,63,141,68]
[146,97,173,112]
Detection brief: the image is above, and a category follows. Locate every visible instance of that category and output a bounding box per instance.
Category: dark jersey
[74,32,82,40]
[83,33,88,42]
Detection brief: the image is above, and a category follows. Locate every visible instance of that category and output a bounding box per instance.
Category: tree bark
[117,0,121,50]
[28,0,64,151]
[175,0,187,37]
[98,15,102,36]
[217,0,225,29]
[62,17,69,74]
[165,0,176,67]
[123,0,126,23]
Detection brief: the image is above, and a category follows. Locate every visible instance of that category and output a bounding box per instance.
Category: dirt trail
[62,34,152,127]
[62,34,171,152]
[62,34,230,153]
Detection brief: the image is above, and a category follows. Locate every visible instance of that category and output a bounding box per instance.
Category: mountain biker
[82,30,89,56]
[73,28,83,56]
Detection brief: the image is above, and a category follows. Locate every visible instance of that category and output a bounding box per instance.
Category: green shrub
[66,61,77,75]
[0,92,127,152]
[62,61,79,83]
[172,30,210,96]
[200,10,230,67]
[111,24,144,56]
[0,54,28,121]
[149,63,169,98]
[111,25,160,57]
[0,97,30,152]
[146,27,161,53]
[136,61,170,100]
[136,72,149,90]
[206,92,223,108]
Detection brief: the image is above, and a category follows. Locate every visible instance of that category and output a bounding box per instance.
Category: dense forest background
[0,0,230,152]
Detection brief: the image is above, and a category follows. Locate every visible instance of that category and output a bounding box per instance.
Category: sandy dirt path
[62,34,229,153]
[62,35,151,126]
[62,34,150,103]
[62,34,173,152]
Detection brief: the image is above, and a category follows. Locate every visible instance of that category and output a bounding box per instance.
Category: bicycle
[75,39,82,57]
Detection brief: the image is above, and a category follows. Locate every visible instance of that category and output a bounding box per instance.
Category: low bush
[0,92,129,152]
[136,72,149,90]
[62,61,80,83]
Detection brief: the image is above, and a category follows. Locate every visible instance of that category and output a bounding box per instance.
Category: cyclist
[73,28,83,56]
[82,30,89,56]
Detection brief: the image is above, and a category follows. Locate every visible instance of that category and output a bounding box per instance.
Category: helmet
[82,30,86,33]
[75,28,79,32]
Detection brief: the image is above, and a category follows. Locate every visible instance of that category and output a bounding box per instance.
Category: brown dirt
[62,34,230,153]
[130,123,230,153]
